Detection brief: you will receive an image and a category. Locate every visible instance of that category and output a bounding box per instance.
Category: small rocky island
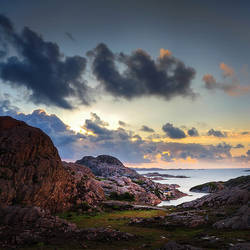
[0,116,249,249]
[143,172,189,179]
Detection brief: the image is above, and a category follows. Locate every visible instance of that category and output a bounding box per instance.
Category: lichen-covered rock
[213,205,250,230]
[76,155,187,205]
[0,116,105,213]
[181,176,250,209]
[159,241,204,250]
[63,162,105,206]
[0,205,135,248]
[76,155,140,178]
[0,116,76,212]
[190,181,224,193]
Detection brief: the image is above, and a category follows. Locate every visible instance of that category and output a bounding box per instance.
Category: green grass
[20,207,250,250]
[56,209,170,249]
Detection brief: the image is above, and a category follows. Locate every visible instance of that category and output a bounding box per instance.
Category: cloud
[207,129,227,138]
[140,125,155,133]
[203,63,250,96]
[118,120,128,127]
[233,143,244,149]
[241,131,249,135]
[65,32,75,41]
[1,99,247,165]
[162,123,186,139]
[220,62,234,78]
[187,127,199,137]
[0,14,91,109]
[87,43,196,101]
[158,142,233,162]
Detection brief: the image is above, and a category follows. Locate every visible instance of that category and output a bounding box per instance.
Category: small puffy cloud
[90,112,109,126]
[234,144,244,149]
[220,63,234,78]
[241,131,249,135]
[207,129,227,138]
[187,127,199,137]
[162,123,186,139]
[203,74,217,90]
[159,48,172,58]
[140,125,155,133]
[118,120,128,127]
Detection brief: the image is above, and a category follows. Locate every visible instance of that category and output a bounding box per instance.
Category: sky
[0,0,250,168]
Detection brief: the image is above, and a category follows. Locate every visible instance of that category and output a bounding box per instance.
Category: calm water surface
[136,168,250,206]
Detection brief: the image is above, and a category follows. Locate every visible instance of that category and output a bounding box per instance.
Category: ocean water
[136,168,250,206]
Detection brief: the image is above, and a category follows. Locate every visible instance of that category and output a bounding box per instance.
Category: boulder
[0,116,75,212]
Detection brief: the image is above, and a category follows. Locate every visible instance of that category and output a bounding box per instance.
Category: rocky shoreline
[0,116,249,249]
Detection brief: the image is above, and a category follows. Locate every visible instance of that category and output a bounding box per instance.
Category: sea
[136,168,250,206]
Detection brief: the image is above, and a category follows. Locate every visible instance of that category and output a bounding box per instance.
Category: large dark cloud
[0,14,90,109]
[187,127,199,137]
[140,125,154,133]
[88,43,196,101]
[207,129,227,138]
[162,123,186,139]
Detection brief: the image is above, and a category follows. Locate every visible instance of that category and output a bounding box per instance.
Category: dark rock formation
[0,205,135,248]
[76,155,187,205]
[62,162,105,207]
[144,172,189,178]
[190,181,224,193]
[0,116,105,213]
[129,209,208,228]
[159,241,203,250]
[0,116,76,212]
[213,205,250,230]
[182,176,250,208]
[76,155,140,178]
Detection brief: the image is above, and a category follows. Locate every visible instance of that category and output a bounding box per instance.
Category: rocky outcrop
[213,205,250,230]
[130,209,208,228]
[0,205,135,248]
[76,155,187,205]
[182,176,250,209]
[76,155,140,178]
[0,116,105,213]
[0,116,76,212]
[159,241,203,250]
[190,181,224,193]
[62,162,105,207]
[144,172,189,178]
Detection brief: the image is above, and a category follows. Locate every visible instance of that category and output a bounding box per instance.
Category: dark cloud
[207,129,227,138]
[0,14,90,109]
[65,32,75,41]
[88,43,196,101]
[187,127,199,137]
[241,131,249,135]
[162,123,186,139]
[90,112,109,126]
[140,125,155,133]
[234,144,244,149]
[118,120,128,127]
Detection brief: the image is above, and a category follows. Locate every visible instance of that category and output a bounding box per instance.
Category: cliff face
[0,116,104,212]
